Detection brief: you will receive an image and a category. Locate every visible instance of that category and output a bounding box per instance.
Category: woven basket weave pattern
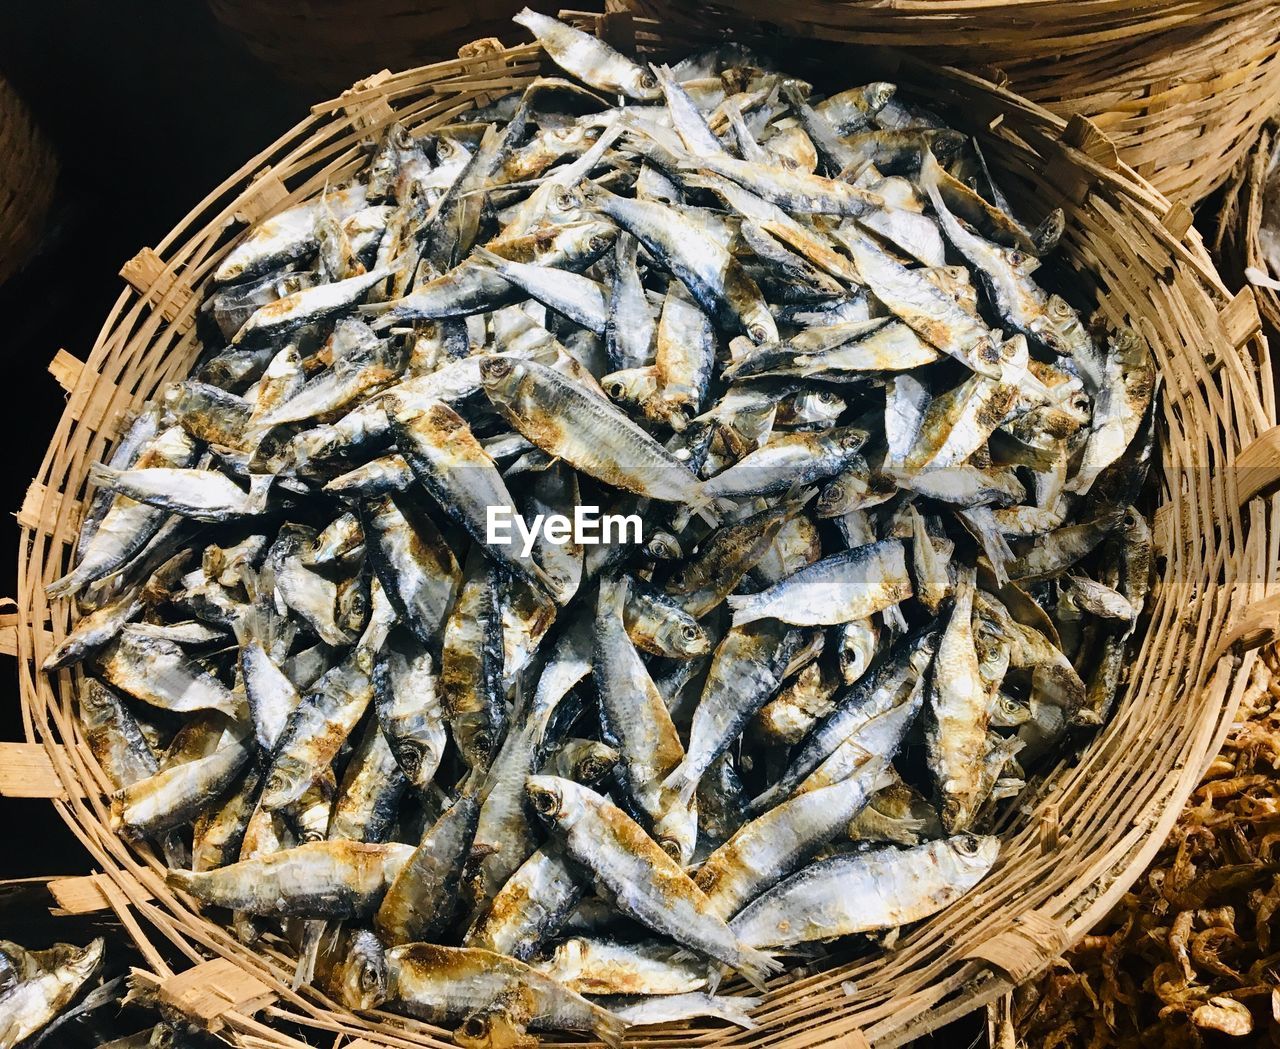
[14,13,1280,1046]
[622,0,1280,204]
[0,74,56,286]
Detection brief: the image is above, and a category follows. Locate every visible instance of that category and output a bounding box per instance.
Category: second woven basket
[622,0,1280,205]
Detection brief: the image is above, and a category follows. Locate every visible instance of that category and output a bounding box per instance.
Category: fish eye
[459,1014,489,1039]
[819,391,841,405]
[748,323,770,343]
[530,786,561,816]
[1050,295,1072,317]
[358,962,381,992]
[955,833,982,856]
[658,837,683,861]
[580,758,606,781]
[638,70,658,91]
[589,233,612,252]
[473,731,492,754]
[395,742,424,778]
[648,534,681,559]
[480,357,513,381]
[606,381,628,400]
[680,623,701,642]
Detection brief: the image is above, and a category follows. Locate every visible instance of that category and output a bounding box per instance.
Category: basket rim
[13,13,1278,1048]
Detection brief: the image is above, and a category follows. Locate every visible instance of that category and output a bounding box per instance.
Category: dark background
[0,1,314,880]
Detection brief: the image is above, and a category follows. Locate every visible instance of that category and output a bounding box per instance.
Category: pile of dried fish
[1016,649,1280,1048]
[45,10,1158,1044]
[0,938,105,1049]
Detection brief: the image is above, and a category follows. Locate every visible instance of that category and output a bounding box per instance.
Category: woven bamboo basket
[622,0,1280,205]
[13,11,1280,1047]
[206,0,574,94]
[0,73,56,286]
[1216,121,1280,349]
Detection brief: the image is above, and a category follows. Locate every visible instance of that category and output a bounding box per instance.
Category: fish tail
[714,996,762,1030]
[725,596,759,629]
[45,566,88,600]
[1033,208,1065,254]
[746,784,779,816]
[87,462,122,490]
[735,945,783,992]
[600,572,629,619]
[660,760,699,808]
[593,1007,630,1049]
[165,868,199,895]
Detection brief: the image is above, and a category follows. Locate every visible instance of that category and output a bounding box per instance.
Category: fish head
[454,711,500,771]
[653,807,698,866]
[602,367,659,407]
[991,692,1031,729]
[645,531,684,561]
[866,81,897,113]
[336,929,388,1011]
[78,680,118,725]
[454,1008,536,1049]
[525,774,572,824]
[478,355,521,396]
[656,616,713,659]
[393,738,441,790]
[816,474,863,518]
[260,759,311,812]
[948,832,1001,874]
[572,742,620,784]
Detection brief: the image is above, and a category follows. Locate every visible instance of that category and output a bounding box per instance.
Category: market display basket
[207,0,569,95]
[0,73,56,286]
[13,10,1280,1047]
[621,0,1280,205]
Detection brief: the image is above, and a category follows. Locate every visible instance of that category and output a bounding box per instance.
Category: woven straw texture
[623,0,1280,204]
[207,0,570,94]
[0,73,56,286]
[1216,121,1280,346]
[13,11,1280,1047]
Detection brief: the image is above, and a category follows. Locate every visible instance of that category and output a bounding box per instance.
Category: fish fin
[735,946,782,992]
